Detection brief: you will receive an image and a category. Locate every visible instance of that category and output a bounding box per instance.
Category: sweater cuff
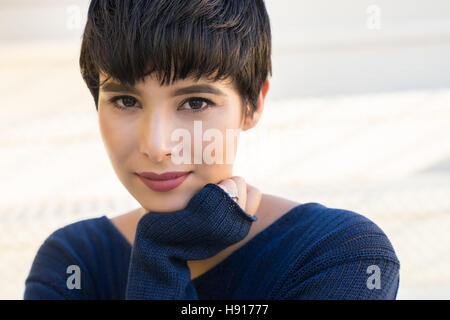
[134,183,258,261]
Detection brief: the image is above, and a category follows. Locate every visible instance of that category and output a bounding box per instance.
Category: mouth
[135,171,192,192]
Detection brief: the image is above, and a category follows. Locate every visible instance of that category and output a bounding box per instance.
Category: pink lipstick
[136,171,191,192]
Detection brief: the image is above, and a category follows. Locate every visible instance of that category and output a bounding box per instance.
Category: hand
[217,176,262,217]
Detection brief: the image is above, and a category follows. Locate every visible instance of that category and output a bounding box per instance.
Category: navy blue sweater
[24,183,400,299]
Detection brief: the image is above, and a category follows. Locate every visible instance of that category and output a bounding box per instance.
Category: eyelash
[107,95,215,113]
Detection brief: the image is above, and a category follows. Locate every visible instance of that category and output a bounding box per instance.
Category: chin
[139,190,195,213]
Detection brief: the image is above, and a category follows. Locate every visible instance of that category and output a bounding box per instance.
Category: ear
[242,78,270,131]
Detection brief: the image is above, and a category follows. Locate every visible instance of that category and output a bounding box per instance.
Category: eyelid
[178,96,215,111]
[108,95,141,109]
[107,95,215,112]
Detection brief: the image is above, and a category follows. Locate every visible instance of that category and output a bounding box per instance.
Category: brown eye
[187,100,205,110]
[108,95,140,110]
[179,97,215,113]
[120,96,138,107]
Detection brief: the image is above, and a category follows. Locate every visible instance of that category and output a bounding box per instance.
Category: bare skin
[110,177,300,280]
[99,71,300,280]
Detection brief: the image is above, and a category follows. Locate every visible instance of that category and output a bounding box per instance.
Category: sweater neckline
[102,202,322,285]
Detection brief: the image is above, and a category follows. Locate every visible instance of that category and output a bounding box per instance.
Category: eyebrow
[100,82,226,97]
[100,82,140,95]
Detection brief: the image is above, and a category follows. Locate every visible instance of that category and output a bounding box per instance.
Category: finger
[245,183,262,216]
[217,178,238,198]
[230,176,247,210]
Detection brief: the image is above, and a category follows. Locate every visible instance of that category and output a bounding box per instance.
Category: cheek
[191,114,241,182]
[98,113,134,163]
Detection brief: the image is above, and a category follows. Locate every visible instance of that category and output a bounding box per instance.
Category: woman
[24,0,400,299]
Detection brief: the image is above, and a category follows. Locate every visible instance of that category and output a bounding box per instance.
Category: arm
[125,183,258,300]
[276,257,400,299]
[270,218,400,300]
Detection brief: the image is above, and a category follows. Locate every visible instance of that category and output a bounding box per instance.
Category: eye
[108,95,140,110]
[179,97,215,113]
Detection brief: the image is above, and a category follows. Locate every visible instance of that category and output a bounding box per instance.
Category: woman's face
[97,72,267,213]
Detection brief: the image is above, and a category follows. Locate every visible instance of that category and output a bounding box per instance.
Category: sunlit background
[1,0,449,299]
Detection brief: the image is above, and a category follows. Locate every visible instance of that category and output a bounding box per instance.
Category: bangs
[80,0,272,112]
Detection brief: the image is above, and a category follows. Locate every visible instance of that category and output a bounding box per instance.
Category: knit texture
[125,183,258,299]
[24,185,400,300]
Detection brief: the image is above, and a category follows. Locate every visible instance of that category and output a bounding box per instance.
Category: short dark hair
[79,0,272,120]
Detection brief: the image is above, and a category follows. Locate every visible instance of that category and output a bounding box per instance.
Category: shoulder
[280,201,399,263]
[37,216,126,260]
[266,202,401,299]
[24,216,129,299]
[260,193,393,246]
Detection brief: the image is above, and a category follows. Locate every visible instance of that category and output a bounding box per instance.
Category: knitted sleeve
[125,183,258,300]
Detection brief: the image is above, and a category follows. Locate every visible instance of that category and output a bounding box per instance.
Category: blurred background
[1,0,449,299]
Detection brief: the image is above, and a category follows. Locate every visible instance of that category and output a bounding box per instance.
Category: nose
[138,110,173,163]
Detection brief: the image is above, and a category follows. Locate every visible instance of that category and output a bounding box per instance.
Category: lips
[136,171,191,192]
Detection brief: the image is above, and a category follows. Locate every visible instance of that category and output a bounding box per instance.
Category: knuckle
[217,184,228,192]
[229,179,238,188]
[221,179,237,192]
[220,178,232,185]
[231,176,246,186]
